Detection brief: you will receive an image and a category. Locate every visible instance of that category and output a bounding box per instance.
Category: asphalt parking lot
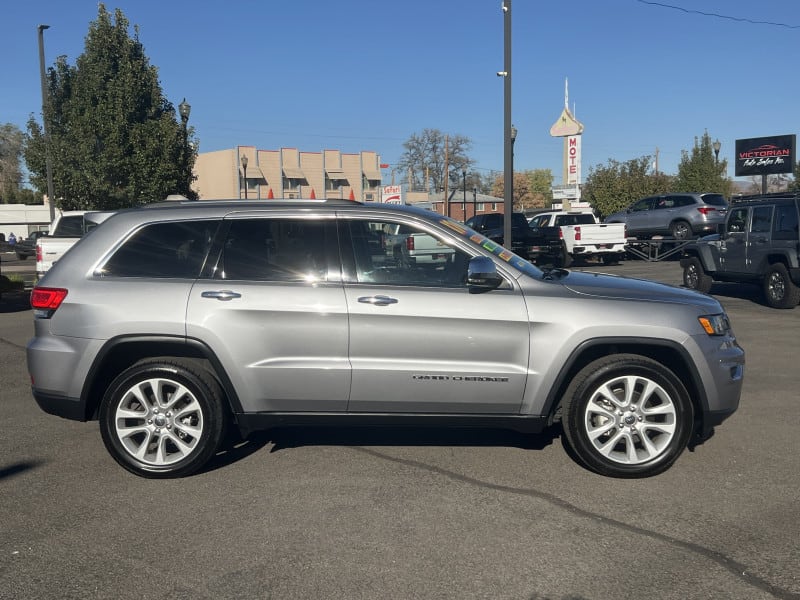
[1,254,798,600]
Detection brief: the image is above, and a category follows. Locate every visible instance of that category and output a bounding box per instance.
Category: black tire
[99,358,227,478]
[559,244,573,268]
[561,354,694,478]
[763,263,800,309]
[601,254,620,266]
[682,256,712,293]
[670,220,692,241]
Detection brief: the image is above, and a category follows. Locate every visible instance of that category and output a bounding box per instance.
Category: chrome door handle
[358,295,398,306]
[201,290,242,301]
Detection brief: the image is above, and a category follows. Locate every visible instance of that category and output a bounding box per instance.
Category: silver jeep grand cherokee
[27,199,745,478]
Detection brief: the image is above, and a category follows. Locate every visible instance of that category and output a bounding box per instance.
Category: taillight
[697,207,716,215]
[574,226,582,241]
[559,229,564,239]
[405,236,415,251]
[31,287,68,310]
[36,243,42,262]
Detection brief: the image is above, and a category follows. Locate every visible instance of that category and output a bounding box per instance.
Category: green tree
[582,156,672,218]
[674,131,733,198]
[24,4,196,210]
[491,171,533,212]
[0,123,25,203]
[790,162,800,191]
[397,129,474,194]
[524,169,554,209]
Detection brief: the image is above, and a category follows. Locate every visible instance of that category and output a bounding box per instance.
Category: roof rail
[730,191,800,203]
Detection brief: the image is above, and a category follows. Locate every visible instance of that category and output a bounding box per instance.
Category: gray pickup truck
[680,192,800,309]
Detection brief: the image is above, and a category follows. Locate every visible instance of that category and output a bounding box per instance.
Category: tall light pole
[37,24,56,222]
[462,168,467,221]
[713,139,721,164]
[501,0,513,250]
[178,98,191,197]
[241,154,248,199]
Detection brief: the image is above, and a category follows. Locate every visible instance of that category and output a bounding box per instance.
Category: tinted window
[510,213,530,228]
[631,198,654,212]
[346,218,471,287]
[101,221,216,278]
[220,218,331,282]
[485,214,502,229]
[55,215,85,237]
[673,196,696,208]
[701,194,727,207]
[727,208,748,233]
[555,214,595,226]
[773,203,799,240]
[751,206,772,233]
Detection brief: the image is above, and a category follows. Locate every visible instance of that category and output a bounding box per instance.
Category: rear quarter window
[99,221,217,278]
[701,194,727,207]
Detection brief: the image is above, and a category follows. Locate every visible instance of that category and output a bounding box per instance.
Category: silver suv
[27,199,744,479]
[604,193,728,240]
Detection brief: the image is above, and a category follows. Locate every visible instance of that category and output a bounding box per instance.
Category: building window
[476,203,485,212]
[491,203,497,211]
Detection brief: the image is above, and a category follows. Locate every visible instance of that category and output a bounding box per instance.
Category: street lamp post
[501,0,513,251]
[241,154,248,199]
[462,169,467,221]
[37,24,56,223]
[178,98,191,197]
[713,139,721,164]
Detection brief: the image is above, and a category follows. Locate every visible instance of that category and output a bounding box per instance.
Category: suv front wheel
[99,359,227,478]
[562,355,693,478]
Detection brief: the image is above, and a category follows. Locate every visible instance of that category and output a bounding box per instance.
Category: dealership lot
[0,256,798,600]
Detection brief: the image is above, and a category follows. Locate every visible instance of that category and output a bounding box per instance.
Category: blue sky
[2,0,799,186]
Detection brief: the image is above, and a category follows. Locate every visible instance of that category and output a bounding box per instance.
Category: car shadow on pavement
[265,425,559,452]
[707,282,768,307]
[201,426,561,474]
[0,290,31,314]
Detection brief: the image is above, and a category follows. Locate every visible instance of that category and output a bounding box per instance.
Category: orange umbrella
[267,188,274,199]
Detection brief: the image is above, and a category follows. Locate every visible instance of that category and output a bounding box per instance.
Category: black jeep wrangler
[680,192,800,309]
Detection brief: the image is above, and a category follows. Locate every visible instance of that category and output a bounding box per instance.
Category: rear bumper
[32,389,88,421]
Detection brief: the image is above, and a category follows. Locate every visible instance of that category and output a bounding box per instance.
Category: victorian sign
[734,135,796,177]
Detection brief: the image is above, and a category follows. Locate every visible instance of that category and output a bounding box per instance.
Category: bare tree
[397,129,474,193]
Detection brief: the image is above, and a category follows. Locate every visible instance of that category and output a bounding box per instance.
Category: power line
[635,0,800,29]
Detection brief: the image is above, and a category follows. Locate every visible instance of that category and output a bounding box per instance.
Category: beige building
[192,146,384,201]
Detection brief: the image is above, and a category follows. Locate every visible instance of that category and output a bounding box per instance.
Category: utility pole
[655,147,659,176]
[502,0,512,250]
[443,134,449,217]
[38,25,56,222]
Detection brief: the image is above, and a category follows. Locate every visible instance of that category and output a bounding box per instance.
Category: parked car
[28,199,744,479]
[680,192,800,309]
[604,193,728,240]
[464,212,539,260]
[527,210,627,266]
[14,230,48,260]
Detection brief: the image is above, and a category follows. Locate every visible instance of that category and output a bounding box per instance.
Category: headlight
[698,314,730,336]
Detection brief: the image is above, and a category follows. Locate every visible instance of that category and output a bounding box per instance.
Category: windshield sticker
[441,220,468,235]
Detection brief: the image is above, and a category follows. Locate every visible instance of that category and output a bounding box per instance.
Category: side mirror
[467,256,503,293]
[717,223,726,236]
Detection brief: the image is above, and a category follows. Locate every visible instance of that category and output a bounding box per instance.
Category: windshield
[430,213,543,279]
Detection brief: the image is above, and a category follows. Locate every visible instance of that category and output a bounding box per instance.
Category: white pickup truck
[527,210,627,267]
[35,211,110,277]
[383,224,455,266]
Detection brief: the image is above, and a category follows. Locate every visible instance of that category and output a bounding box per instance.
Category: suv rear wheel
[763,263,800,309]
[562,355,693,478]
[99,359,227,478]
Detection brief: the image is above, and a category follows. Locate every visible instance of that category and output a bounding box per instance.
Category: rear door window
[701,194,728,207]
[750,206,773,233]
[219,218,335,282]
